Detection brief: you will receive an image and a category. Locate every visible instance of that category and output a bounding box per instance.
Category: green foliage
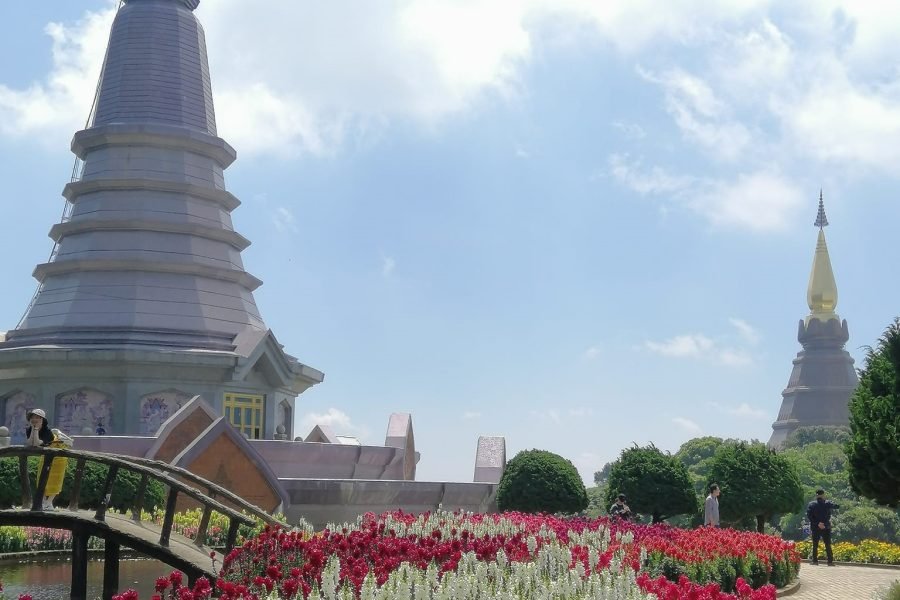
[676,436,725,467]
[593,462,614,486]
[605,444,699,523]
[782,426,850,449]
[707,441,804,532]
[877,581,900,600]
[847,318,900,507]
[496,449,588,514]
[675,437,725,496]
[644,548,798,591]
[56,460,166,513]
[584,486,607,518]
[0,457,40,508]
[0,457,165,512]
[832,505,900,544]
[780,441,854,502]
[0,525,28,552]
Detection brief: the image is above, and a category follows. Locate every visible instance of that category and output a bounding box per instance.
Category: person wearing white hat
[25,408,63,510]
[25,409,53,447]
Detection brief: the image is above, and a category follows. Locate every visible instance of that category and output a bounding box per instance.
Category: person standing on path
[704,483,720,527]
[806,489,840,565]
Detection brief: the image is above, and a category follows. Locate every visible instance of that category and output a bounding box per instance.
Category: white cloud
[729,317,761,345]
[462,411,482,420]
[381,256,397,277]
[708,401,769,420]
[644,330,753,367]
[0,3,116,143]
[611,120,646,140]
[8,0,900,186]
[607,154,695,196]
[200,0,534,156]
[717,348,753,367]
[609,155,804,233]
[271,206,298,234]
[530,409,562,424]
[645,334,714,358]
[691,171,805,233]
[731,402,769,419]
[582,346,600,360]
[672,417,702,435]
[299,407,369,439]
[639,66,752,162]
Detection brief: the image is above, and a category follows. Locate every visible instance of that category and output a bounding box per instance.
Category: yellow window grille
[223,393,264,439]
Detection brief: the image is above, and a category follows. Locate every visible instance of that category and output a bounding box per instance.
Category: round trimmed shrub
[832,505,900,543]
[496,449,588,514]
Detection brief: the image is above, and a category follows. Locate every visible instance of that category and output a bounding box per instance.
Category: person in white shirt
[704,483,721,527]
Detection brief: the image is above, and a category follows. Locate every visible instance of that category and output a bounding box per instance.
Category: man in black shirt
[609,493,633,521]
[806,489,840,565]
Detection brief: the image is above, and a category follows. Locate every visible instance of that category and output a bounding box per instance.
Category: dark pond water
[0,555,183,600]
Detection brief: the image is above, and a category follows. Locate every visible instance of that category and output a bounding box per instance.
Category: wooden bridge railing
[0,446,256,553]
[88,452,288,529]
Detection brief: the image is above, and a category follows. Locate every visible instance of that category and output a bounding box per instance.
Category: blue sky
[1,1,899,484]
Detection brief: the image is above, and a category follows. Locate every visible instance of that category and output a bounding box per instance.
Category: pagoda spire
[806,191,839,322]
[814,189,829,229]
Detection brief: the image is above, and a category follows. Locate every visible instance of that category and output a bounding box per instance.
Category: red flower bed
[211,511,796,599]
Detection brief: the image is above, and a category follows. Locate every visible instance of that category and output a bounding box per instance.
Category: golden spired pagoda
[769,192,858,448]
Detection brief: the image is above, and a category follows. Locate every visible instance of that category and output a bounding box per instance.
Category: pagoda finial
[806,190,838,322]
[814,189,829,229]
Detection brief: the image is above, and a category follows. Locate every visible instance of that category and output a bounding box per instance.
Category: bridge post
[71,526,89,600]
[159,486,179,547]
[32,455,53,511]
[103,539,120,600]
[18,455,31,507]
[68,457,87,510]
[94,465,120,522]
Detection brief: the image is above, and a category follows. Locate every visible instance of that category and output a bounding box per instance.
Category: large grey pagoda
[0,0,322,443]
[768,194,857,448]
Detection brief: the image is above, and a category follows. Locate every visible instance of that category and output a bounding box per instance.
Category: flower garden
[16,505,900,599]
[77,509,798,600]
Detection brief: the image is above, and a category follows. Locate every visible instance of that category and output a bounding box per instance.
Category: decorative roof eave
[71,123,236,168]
[63,179,241,211]
[33,258,262,290]
[305,424,339,444]
[49,219,251,251]
[171,415,290,511]
[232,329,325,393]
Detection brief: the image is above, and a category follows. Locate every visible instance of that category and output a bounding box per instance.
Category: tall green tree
[497,449,588,514]
[782,426,850,449]
[707,441,804,532]
[605,445,698,523]
[846,318,900,507]
[675,436,725,496]
[593,461,614,486]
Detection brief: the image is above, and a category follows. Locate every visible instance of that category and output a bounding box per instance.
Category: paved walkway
[788,563,899,599]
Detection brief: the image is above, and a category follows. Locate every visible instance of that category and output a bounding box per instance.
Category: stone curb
[802,559,900,571]
[776,578,802,597]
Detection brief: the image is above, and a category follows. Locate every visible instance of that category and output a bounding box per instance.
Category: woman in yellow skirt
[25,409,70,511]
